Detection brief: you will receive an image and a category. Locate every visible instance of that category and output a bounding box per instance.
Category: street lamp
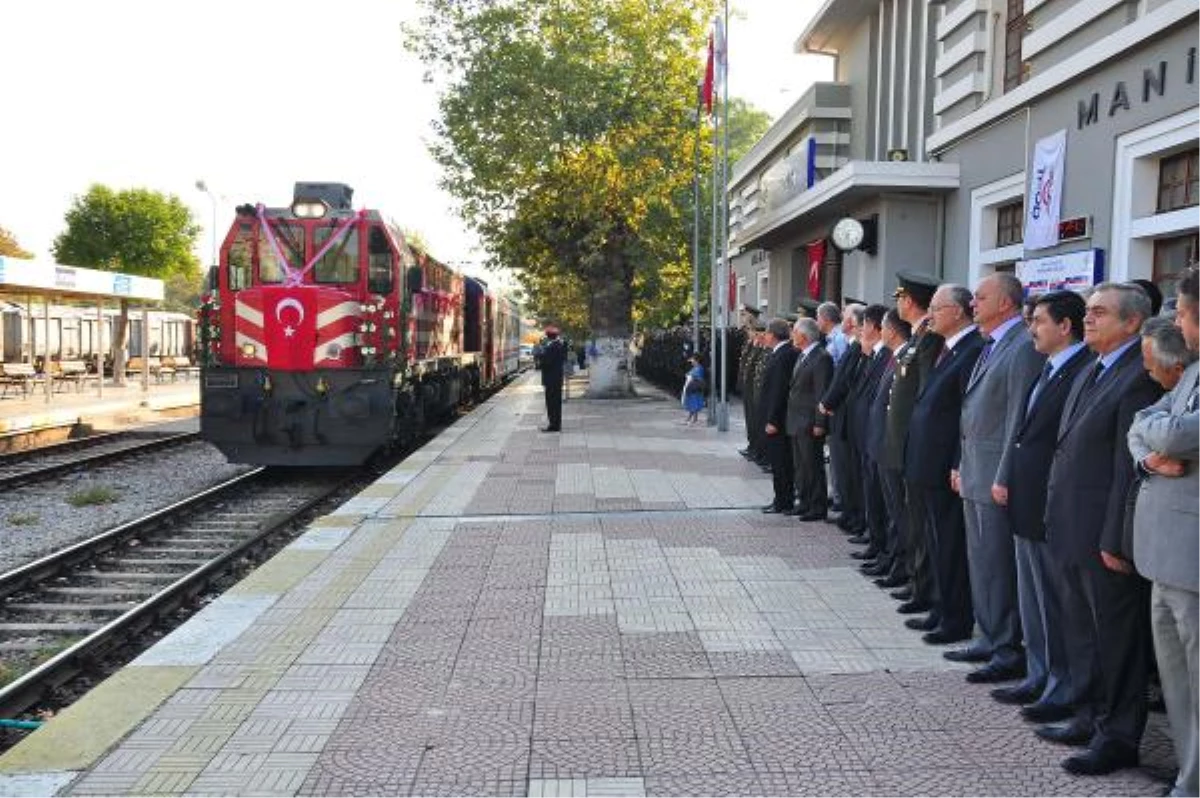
[195,179,217,266]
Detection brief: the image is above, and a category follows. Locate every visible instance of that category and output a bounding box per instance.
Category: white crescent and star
[275,298,305,338]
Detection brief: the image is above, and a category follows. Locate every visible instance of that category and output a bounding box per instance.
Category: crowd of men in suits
[737,268,1198,794]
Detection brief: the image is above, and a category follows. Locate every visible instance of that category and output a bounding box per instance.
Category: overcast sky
[0,1,831,278]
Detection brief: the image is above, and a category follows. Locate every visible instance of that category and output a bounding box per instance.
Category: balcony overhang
[735,160,960,250]
[796,0,881,56]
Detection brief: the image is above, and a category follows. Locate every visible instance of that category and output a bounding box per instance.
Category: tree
[0,226,34,259]
[407,0,717,396]
[53,185,201,383]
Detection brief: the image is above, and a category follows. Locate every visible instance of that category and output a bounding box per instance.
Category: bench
[52,360,100,393]
[126,356,175,383]
[0,363,46,398]
[162,356,200,380]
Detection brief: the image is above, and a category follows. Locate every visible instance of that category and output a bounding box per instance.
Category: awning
[0,256,164,303]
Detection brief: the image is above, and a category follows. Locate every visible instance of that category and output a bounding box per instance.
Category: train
[199,182,522,466]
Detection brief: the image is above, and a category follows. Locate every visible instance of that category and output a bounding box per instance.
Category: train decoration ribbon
[256,204,366,287]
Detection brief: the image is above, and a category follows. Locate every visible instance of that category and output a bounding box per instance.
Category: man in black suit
[991,291,1091,720]
[819,305,866,532]
[759,318,800,513]
[786,317,834,520]
[863,309,910,580]
[848,304,893,559]
[539,325,568,432]
[1036,283,1163,776]
[884,272,944,604]
[905,284,984,646]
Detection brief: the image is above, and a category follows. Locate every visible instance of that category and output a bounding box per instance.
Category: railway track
[0,427,201,489]
[0,466,362,722]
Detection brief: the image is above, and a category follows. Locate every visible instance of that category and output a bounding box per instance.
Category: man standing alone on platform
[759,318,799,513]
[539,325,568,432]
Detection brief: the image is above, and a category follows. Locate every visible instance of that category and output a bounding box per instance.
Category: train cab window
[228,224,253,291]
[313,227,359,284]
[367,227,395,294]
[258,222,303,284]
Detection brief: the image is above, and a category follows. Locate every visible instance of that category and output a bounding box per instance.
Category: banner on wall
[806,239,825,299]
[1025,129,1068,250]
[1016,248,1105,294]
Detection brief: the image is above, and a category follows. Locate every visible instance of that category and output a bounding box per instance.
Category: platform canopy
[0,256,163,302]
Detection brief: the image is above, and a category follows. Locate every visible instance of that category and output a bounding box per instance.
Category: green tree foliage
[0,226,34,259]
[52,185,201,278]
[406,0,717,358]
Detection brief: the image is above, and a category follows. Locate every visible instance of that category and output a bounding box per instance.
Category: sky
[0,1,832,282]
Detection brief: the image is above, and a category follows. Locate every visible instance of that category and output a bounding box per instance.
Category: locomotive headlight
[316,377,329,396]
[382,311,394,320]
[241,343,257,358]
[291,199,328,219]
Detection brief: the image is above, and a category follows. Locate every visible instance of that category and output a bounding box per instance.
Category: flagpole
[708,55,719,428]
[692,81,702,357]
[717,0,731,433]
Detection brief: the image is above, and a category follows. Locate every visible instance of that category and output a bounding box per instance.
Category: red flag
[807,239,825,299]
[702,34,714,115]
[728,267,736,308]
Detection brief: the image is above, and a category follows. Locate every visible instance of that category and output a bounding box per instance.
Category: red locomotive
[199,182,521,465]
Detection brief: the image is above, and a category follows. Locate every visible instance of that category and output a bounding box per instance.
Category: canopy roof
[0,256,164,302]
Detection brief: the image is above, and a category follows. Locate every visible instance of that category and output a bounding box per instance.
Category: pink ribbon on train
[256,204,366,287]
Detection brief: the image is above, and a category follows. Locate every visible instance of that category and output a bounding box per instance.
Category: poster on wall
[1025,129,1068,250]
[1016,249,1104,294]
[806,239,825,299]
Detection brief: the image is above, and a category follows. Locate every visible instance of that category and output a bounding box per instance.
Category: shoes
[849,546,875,558]
[991,683,1045,705]
[1062,741,1138,776]
[1035,719,1093,747]
[943,647,990,664]
[782,506,803,516]
[966,662,1026,684]
[798,511,828,522]
[923,629,971,645]
[738,448,752,459]
[889,587,914,600]
[1022,702,1075,724]
[897,600,930,615]
[540,426,560,432]
[905,615,939,631]
[847,535,871,546]
[761,505,784,514]
[861,562,890,577]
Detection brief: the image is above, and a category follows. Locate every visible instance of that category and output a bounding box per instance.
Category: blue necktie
[1026,361,1054,413]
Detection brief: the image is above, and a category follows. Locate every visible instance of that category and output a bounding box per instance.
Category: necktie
[1026,361,1054,413]
[1076,360,1107,405]
[1186,376,1198,412]
[970,336,995,384]
[935,344,950,368]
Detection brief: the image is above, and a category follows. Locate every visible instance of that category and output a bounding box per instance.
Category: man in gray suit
[948,273,1045,681]
[787,317,834,520]
[1129,267,1199,798]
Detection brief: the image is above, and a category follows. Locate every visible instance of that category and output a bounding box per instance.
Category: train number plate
[204,373,239,389]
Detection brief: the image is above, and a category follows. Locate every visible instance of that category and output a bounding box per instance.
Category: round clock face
[831,217,864,252]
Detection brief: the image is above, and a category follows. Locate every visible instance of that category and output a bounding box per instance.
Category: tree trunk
[112,299,130,386]
[584,238,635,398]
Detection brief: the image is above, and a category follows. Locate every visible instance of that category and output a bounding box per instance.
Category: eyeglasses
[929,304,955,313]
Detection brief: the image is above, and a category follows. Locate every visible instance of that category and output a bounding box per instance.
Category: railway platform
[0,371,1176,797]
[0,378,198,446]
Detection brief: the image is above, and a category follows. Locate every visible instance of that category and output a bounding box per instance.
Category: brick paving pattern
[54,375,1175,797]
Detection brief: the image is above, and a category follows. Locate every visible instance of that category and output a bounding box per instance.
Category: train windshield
[258,222,305,284]
[313,227,359,284]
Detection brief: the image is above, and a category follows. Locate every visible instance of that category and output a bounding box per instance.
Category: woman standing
[681,354,707,426]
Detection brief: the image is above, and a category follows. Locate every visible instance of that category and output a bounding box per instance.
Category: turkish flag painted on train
[259,285,319,371]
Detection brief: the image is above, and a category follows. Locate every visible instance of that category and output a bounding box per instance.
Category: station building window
[995,200,1024,248]
[1003,0,1027,93]
[1157,149,1199,213]
[756,269,769,313]
[969,173,1025,286]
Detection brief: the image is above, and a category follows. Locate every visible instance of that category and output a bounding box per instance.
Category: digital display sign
[1058,216,1090,243]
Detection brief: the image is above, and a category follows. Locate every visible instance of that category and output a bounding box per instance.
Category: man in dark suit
[786,317,834,520]
[848,304,893,559]
[1037,283,1163,777]
[948,273,1045,682]
[991,291,1091,720]
[819,305,866,533]
[539,325,568,432]
[865,309,911,583]
[759,318,800,513]
[905,284,984,646]
[884,272,944,605]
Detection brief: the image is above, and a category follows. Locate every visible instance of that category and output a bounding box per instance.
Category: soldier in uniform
[737,305,761,455]
[749,322,771,468]
[882,272,945,622]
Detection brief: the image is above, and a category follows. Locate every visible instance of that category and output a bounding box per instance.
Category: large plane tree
[407,0,716,395]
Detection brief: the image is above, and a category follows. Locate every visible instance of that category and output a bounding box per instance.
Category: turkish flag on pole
[702,34,714,115]
[807,239,825,299]
[728,268,737,308]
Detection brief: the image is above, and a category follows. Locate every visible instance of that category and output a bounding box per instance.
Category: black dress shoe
[889,586,913,600]
[943,647,990,664]
[905,615,938,631]
[897,600,930,615]
[738,448,752,458]
[540,426,561,432]
[847,535,871,546]
[798,511,828,522]
[1022,702,1075,724]
[849,547,876,559]
[761,505,784,514]
[965,662,1026,684]
[782,506,803,516]
[923,629,971,645]
[1035,719,1092,747]
[1062,741,1138,775]
[861,562,889,577]
[991,683,1044,705]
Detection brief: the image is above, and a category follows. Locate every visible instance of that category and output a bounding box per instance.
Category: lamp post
[194,179,217,266]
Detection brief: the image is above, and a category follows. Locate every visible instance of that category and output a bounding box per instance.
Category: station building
[729,0,1198,314]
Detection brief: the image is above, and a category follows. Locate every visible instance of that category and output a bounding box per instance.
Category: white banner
[1016,248,1104,294]
[1025,129,1067,251]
